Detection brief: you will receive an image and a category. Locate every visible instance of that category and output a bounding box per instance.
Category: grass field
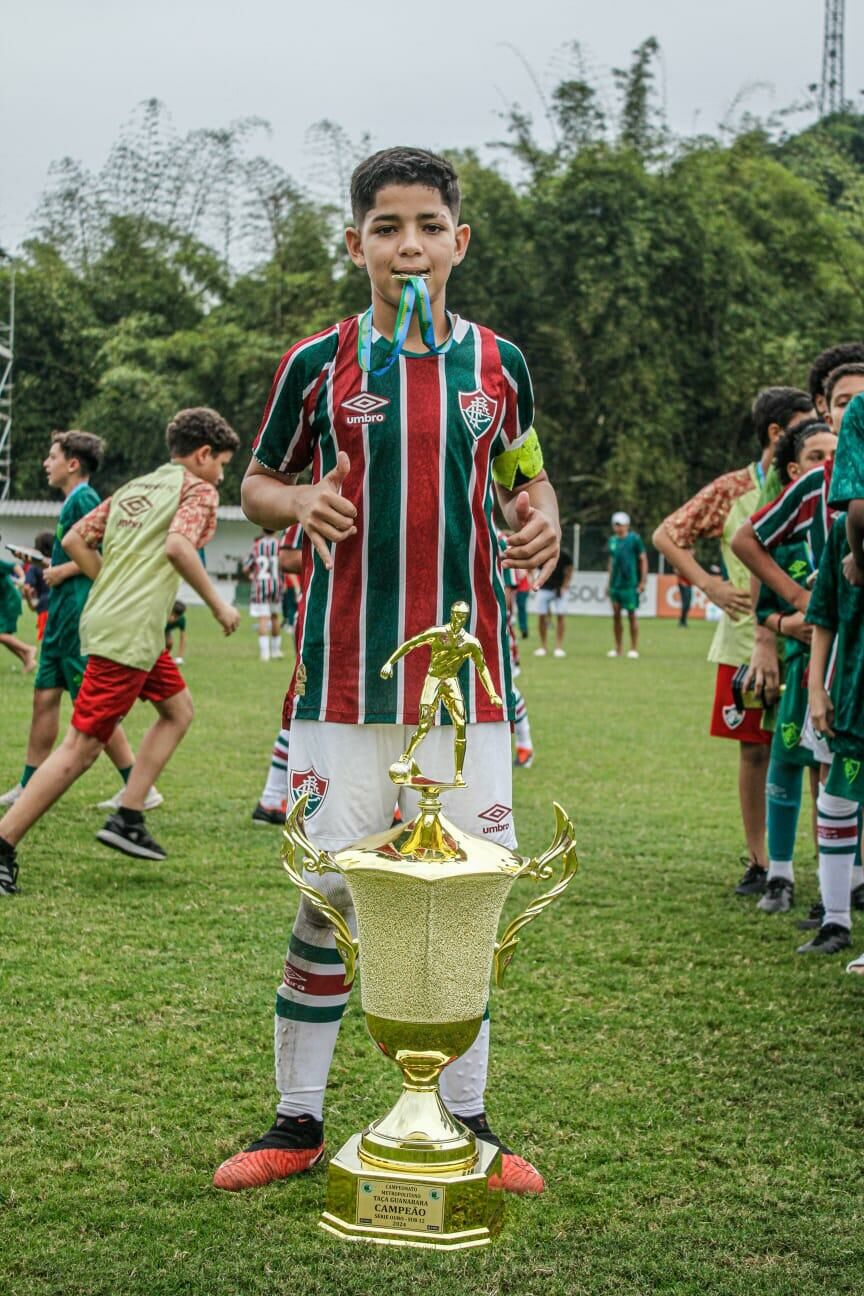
[2,611,864,1296]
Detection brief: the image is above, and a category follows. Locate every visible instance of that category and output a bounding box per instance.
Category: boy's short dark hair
[166,407,240,457]
[172,599,186,616]
[825,363,864,408]
[773,418,831,486]
[51,430,105,475]
[34,530,54,557]
[350,147,461,225]
[751,387,814,448]
[808,342,864,401]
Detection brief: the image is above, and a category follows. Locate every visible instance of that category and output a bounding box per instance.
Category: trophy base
[320,1133,504,1250]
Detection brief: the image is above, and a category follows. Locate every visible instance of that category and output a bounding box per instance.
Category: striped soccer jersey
[253,313,535,725]
[249,534,281,604]
[751,459,838,566]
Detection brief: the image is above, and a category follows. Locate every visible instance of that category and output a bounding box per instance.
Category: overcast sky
[2,0,862,252]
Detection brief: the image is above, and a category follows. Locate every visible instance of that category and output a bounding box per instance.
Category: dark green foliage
[6,60,864,533]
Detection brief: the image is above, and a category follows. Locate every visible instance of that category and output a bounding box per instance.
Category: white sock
[852,863,864,892]
[439,1015,489,1119]
[767,858,794,884]
[261,728,290,807]
[817,788,858,930]
[513,688,532,748]
[258,635,270,661]
[275,873,356,1122]
[270,635,282,656]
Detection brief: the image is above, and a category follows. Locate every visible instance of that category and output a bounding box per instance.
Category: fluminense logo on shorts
[478,802,512,835]
[289,767,330,818]
[341,393,390,425]
[722,705,744,731]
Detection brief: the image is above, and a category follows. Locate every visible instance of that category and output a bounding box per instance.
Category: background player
[606,511,648,658]
[245,529,282,661]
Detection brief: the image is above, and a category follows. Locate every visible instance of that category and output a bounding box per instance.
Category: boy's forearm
[846,504,864,571]
[61,532,101,581]
[241,468,304,530]
[730,522,807,612]
[808,625,832,690]
[651,525,709,590]
[165,534,225,612]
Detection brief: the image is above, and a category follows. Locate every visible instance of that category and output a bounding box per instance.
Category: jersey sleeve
[252,329,339,476]
[72,497,112,547]
[662,469,750,547]
[491,427,544,490]
[806,523,843,630]
[635,533,647,556]
[169,477,219,549]
[494,337,535,455]
[751,469,822,550]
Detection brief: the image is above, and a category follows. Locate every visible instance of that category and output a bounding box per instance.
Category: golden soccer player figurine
[380,601,503,787]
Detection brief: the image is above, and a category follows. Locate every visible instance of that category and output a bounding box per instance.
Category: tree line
[5,39,864,534]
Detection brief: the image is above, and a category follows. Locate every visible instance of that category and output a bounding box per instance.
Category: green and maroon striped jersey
[253,314,536,725]
[751,459,838,567]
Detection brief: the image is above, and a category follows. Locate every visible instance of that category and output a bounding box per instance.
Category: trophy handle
[493,802,578,986]
[281,794,359,985]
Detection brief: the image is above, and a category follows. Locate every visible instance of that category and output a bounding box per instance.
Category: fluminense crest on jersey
[458,389,499,437]
[290,767,330,818]
[341,393,391,425]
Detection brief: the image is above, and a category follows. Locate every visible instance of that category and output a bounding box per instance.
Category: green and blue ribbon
[357,275,453,376]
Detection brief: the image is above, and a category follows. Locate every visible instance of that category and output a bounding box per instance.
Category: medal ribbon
[357,275,453,376]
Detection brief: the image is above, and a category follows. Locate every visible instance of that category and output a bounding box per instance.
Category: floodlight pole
[0,260,14,501]
[820,0,846,117]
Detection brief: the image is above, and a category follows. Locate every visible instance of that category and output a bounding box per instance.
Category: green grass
[2,612,864,1296]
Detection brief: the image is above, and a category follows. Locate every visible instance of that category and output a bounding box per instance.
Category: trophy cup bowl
[282,791,578,1250]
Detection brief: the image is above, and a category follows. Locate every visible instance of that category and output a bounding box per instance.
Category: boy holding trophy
[214,147,561,1195]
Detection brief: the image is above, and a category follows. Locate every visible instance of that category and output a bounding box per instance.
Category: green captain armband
[491,428,544,491]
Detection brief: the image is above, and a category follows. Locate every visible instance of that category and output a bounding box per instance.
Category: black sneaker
[797,900,825,931]
[96,813,167,861]
[796,922,852,955]
[735,861,768,895]
[757,878,795,913]
[0,839,19,895]
[251,802,286,826]
[852,884,864,912]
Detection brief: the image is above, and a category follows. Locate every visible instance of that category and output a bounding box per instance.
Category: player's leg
[513,687,533,768]
[516,589,529,639]
[535,609,549,655]
[627,608,639,656]
[758,753,803,913]
[610,602,624,656]
[214,721,397,1191]
[0,632,36,673]
[254,609,270,661]
[0,722,105,892]
[553,610,566,657]
[95,655,188,861]
[269,610,283,660]
[408,722,543,1193]
[737,740,769,886]
[798,771,858,955]
[253,727,291,824]
[0,685,64,807]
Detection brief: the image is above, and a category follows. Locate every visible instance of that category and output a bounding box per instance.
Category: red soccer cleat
[513,746,534,769]
[212,1115,324,1191]
[454,1111,545,1195]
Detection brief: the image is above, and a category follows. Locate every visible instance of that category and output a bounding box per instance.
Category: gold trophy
[282,604,578,1250]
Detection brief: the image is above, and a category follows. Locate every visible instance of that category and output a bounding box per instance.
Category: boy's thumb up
[325,451,350,492]
[513,489,532,525]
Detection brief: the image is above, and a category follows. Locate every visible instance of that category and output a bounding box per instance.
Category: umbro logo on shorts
[341,393,390,425]
[478,802,512,835]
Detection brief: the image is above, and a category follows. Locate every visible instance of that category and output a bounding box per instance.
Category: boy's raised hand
[297,451,357,569]
[503,490,560,589]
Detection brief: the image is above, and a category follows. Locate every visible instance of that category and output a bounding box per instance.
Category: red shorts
[72,651,186,744]
[36,610,49,641]
[709,663,771,744]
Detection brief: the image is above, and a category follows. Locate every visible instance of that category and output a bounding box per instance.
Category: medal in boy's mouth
[391,269,430,281]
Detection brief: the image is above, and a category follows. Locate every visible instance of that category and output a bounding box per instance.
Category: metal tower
[820,0,846,117]
[0,264,13,501]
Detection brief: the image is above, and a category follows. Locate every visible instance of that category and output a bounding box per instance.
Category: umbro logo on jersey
[341,392,391,425]
[458,389,499,437]
[118,494,153,518]
[290,767,330,818]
